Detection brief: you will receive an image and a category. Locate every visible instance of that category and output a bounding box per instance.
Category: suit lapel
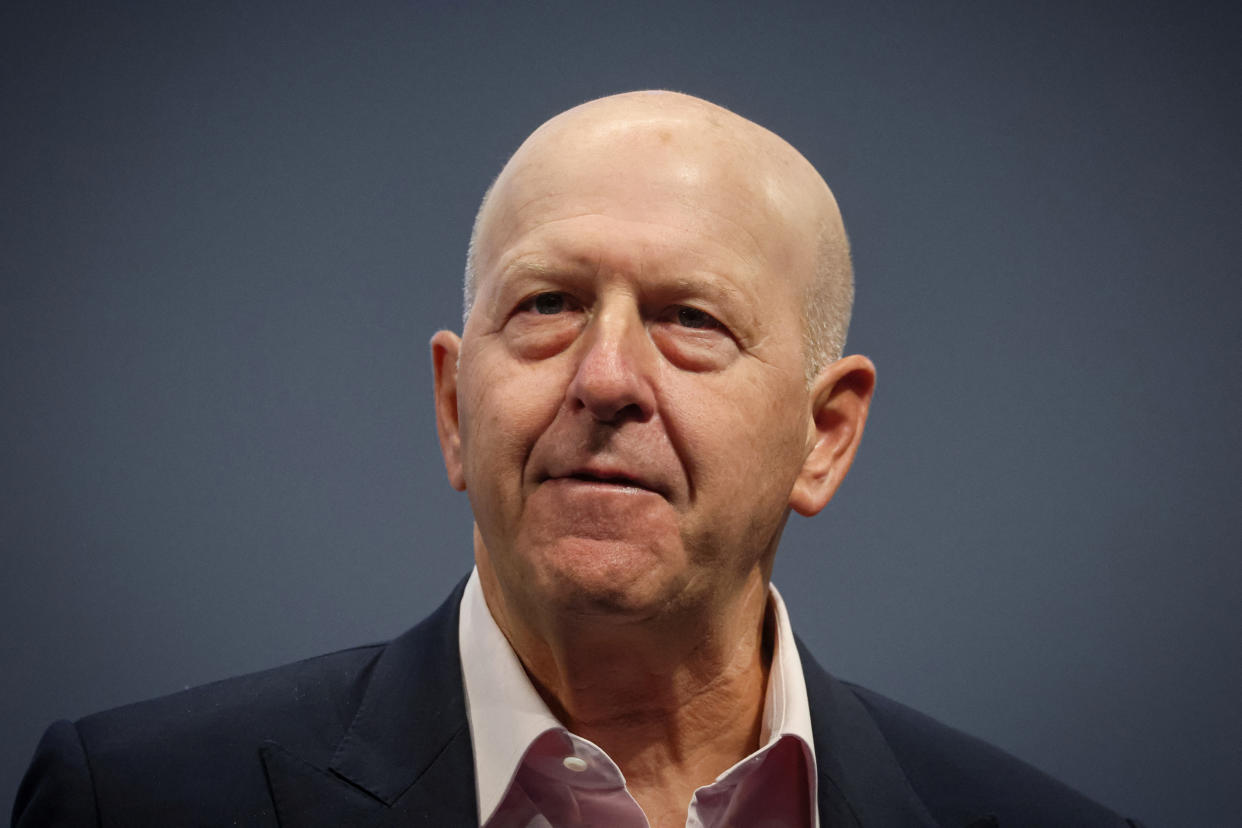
[263,581,479,827]
[798,639,939,828]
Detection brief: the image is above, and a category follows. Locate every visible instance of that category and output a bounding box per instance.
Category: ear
[789,354,876,517]
[430,330,467,491]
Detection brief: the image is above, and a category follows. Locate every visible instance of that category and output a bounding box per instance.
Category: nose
[566,305,657,424]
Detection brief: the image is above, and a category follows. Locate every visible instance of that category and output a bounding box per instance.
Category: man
[13,92,1139,827]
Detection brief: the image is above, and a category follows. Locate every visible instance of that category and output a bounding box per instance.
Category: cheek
[674,371,808,503]
[458,353,566,485]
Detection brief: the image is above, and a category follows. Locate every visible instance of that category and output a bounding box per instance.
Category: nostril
[570,389,652,425]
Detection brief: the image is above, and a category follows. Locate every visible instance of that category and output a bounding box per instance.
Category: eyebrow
[501,259,558,279]
[664,275,747,306]
[481,259,560,318]
[499,257,748,298]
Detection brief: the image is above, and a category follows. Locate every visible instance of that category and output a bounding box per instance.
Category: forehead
[476,114,820,293]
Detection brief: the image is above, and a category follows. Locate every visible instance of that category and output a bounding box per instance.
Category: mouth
[545,469,666,498]
[567,472,647,489]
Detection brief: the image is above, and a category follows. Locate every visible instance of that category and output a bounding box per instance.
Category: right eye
[528,292,568,315]
[516,292,581,317]
[505,291,584,358]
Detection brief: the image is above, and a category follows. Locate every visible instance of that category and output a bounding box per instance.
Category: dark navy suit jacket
[13,581,1141,827]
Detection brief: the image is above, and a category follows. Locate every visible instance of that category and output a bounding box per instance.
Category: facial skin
[432,92,875,651]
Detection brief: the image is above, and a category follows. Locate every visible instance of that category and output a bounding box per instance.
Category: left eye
[675,306,722,330]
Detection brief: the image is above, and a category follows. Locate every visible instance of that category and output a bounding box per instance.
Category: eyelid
[683,306,722,327]
[659,303,728,332]
[516,290,580,312]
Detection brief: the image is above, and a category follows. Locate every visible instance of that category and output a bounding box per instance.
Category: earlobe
[431,330,467,491]
[789,354,876,517]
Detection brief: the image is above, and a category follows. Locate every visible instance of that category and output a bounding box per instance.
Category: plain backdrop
[3,2,1239,824]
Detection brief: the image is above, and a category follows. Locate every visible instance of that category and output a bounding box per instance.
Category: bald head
[462,91,853,377]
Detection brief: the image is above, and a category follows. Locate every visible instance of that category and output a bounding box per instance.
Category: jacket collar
[798,638,940,828]
[262,579,478,827]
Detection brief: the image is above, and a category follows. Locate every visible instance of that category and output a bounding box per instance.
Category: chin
[526,536,689,619]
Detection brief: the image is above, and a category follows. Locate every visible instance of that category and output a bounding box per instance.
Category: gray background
[3,2,1239,824]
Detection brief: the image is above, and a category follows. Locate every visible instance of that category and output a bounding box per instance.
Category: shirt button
[562,756,589,772]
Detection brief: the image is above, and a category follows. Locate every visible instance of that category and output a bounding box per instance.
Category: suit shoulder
[843,682,1137,827]
[76,642,385,762]
[16,583,471,827]
[14,643,389,826]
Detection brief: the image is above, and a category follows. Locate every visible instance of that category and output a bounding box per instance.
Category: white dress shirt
[458,569,819,827]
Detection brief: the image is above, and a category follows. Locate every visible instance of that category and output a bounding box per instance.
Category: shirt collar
[458,567,818,825]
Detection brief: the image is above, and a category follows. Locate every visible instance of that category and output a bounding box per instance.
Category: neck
[476,544,774,818]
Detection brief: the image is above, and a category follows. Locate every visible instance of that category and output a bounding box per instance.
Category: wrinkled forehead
[475,102,830,283]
